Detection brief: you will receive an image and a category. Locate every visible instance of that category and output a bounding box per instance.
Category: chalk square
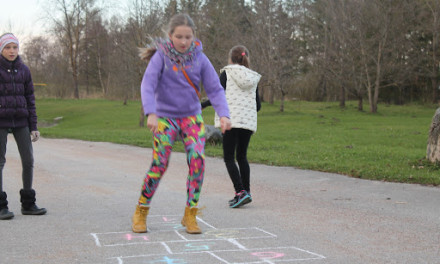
[107,252,226,264]
[101,242,170,262]
[93,230,187,246]
[212,246,326,263]
[165,239,243,254]
[178,227,277,241]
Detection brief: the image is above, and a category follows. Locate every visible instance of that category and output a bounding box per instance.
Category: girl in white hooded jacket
[202,45,261,208]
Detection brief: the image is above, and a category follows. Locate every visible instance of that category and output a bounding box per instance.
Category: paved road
[0,137,439,264]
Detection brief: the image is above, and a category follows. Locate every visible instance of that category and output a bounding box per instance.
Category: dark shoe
[229,191,253,205]
[228,195,237,205]
[229,190,251,208]
[242,192,252,205]
[229,192,252,205]
[0,192,14,220]
[20,189,47,215]
[21,204,47,215]
[0,208,14,219]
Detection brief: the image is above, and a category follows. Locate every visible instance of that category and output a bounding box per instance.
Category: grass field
[36,98,440,186]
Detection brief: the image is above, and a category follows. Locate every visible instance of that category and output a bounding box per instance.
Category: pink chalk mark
[251,251,285,259]
[125,233,148,241]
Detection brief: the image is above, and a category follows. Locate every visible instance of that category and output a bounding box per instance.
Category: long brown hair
[229,45,250,68]
[139,14,196,61]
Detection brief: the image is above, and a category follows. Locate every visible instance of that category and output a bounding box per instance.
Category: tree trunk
[280,93,285,112]
[73,74,80,99]
[427,108,440,162]
[357,95,363,111]
[269,78,275,104]
[97,55,106,95]
[367,83,373,112]
[361,44,374,113]
[69,43,80,99]
[432,76,439,104]
[372,44,383,113]
[339,85,345,108]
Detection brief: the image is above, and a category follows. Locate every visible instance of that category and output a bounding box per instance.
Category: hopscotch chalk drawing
[90,215,326,263]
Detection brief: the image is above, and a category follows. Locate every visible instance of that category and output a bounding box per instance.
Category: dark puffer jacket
[0,55,37,131]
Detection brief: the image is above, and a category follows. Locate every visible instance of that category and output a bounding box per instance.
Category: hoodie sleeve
[219,70,227,89]
[140,51,163,116]
[200,54,230,118]
[201,71,226,109]
[256,86,261,112]
[24,65,37,131]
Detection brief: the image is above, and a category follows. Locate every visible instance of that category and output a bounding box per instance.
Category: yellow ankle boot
[181,206,202,234]
[132,205,149,233]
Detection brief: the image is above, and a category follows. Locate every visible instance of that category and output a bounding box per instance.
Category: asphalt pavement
[0,137,439,264]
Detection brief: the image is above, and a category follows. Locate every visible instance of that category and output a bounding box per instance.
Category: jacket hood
[221,64,261,91]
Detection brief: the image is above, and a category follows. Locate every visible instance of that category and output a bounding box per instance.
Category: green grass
[37,98,440,185]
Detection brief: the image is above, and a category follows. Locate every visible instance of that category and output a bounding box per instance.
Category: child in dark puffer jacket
[0,33,46,220]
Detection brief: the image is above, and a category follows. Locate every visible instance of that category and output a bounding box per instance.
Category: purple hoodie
[140,40,229,119]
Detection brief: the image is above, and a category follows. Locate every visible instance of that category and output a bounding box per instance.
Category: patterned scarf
[152,38,197,64]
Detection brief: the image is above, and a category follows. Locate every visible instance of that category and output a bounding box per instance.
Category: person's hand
[31,131,40,142]
[147,114,158,134]
[220,117,232,134]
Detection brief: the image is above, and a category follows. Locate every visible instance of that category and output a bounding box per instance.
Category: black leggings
[0,127,34,192]
[223,128,253,194]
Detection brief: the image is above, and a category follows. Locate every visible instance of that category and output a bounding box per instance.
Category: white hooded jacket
[215,64,261,132]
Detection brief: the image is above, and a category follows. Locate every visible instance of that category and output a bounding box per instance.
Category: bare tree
[248,0,278,104]
[315,0,371,110]
[199,0,250,70]
[273,2,302,112]
[20,0,437,106]
[45,43,72,97]
[82,13,110,96]
[420,0,440,103]
[113,0,164,125]
[46,0,99,99]
[309,0,410,112]
[101,0,164,102]
[23,36,50,83]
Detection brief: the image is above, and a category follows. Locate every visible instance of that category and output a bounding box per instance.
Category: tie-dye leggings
[138,114,205,207]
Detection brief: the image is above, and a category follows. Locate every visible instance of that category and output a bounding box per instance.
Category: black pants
[223,128,253,194]
[0,127,34,192]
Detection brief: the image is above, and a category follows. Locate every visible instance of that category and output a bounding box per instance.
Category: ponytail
[229,45,250,68]
[138,47,157,62]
